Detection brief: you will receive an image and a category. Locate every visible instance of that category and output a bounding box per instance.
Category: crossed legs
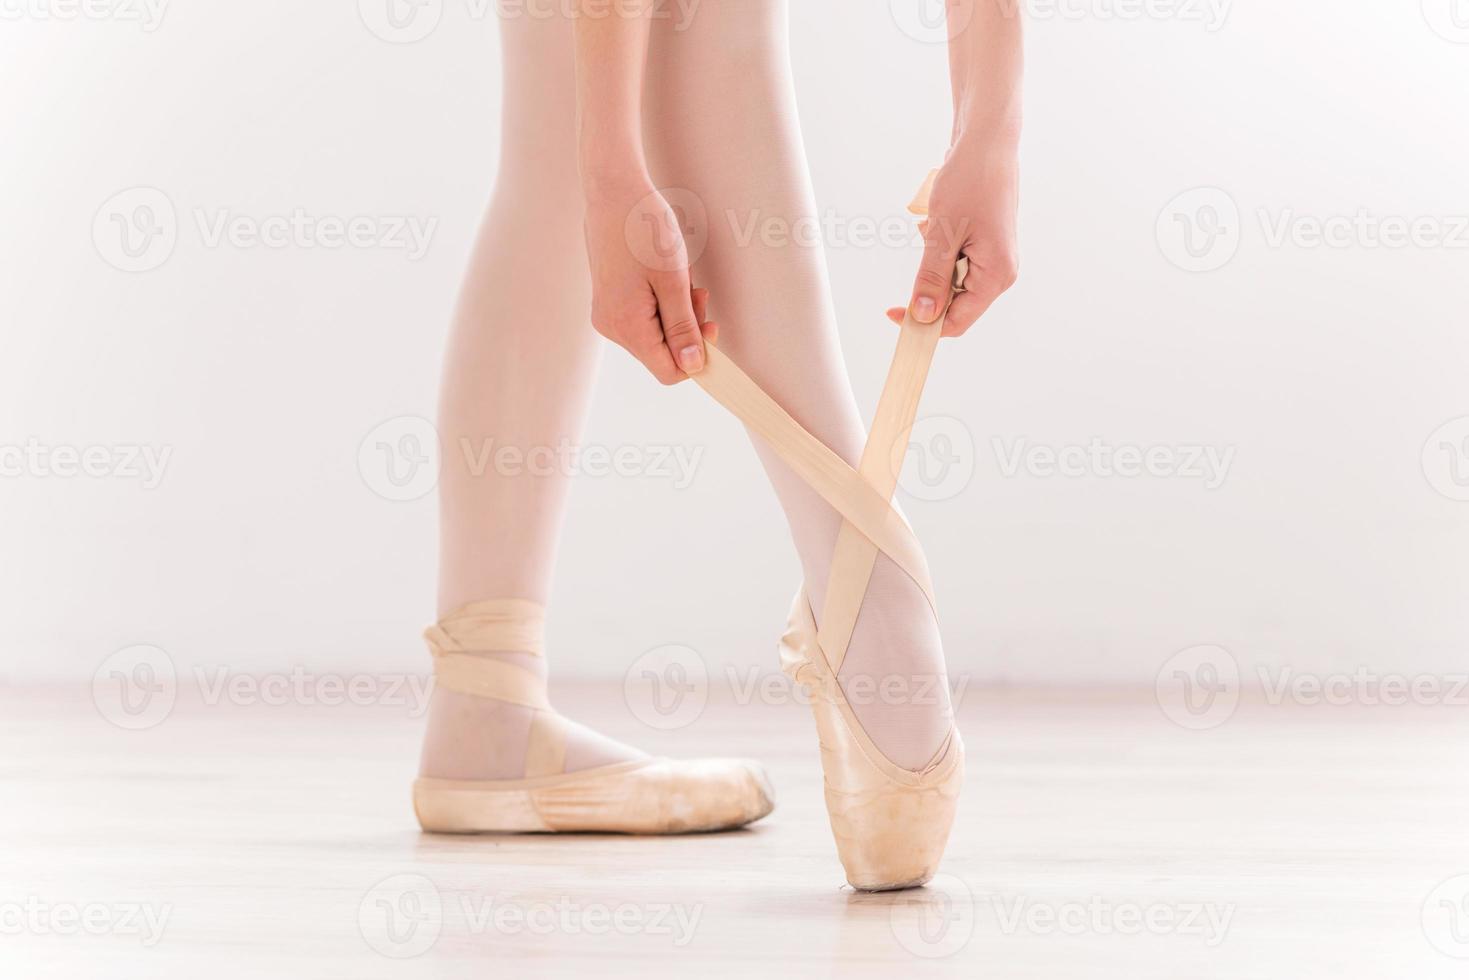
[421,0,952,784]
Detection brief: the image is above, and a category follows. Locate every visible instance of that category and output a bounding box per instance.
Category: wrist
[951,104,1022,156]
[580,159,652,205]
[577,127,651,204]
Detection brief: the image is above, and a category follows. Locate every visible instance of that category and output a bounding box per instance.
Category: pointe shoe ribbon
[414,599,774,834]
[690,173,967,890]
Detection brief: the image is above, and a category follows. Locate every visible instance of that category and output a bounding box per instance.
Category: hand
[584,179,716,384]
[887,138,1020,335]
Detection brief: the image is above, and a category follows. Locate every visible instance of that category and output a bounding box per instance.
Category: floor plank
[3,678,1468,978]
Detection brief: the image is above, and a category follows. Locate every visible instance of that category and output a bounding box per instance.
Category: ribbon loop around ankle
[428,598,547,656]
[424,598,552,709]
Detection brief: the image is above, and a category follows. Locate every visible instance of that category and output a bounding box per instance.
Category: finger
[909,224,965,324]
[700,318,719,347]
[652,273,706,376]
[691,287,709,326]
[631,329,684,385]
[940,255,1017,337]
[885,306,906,326]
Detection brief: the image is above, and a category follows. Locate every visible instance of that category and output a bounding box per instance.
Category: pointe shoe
[413,599,774,835]
[689,173,966,890]
[780,593,963,890]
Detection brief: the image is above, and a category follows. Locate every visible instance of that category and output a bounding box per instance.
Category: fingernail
[914,297,938,323]
[679,345,705,374]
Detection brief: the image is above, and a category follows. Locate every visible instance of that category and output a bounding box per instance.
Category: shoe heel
[412,779,549,834]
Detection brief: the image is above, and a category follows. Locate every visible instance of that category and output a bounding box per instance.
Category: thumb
[910,227,963,324]
[652,272,705,376]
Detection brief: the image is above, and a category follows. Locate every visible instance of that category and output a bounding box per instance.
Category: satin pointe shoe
[413,599,775,834]
[689,173,966,890]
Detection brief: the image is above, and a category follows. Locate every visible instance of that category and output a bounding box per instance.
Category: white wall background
[2,0,1467,686]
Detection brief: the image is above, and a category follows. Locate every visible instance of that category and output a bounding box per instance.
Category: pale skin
[576,0,1022,373]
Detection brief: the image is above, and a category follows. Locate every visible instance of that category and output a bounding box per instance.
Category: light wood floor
[4,678,1469,979]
